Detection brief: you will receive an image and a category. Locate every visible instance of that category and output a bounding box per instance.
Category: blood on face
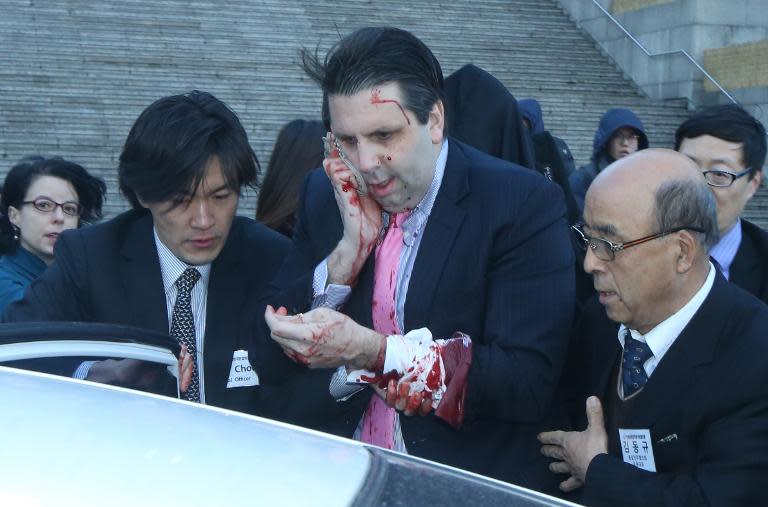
[370,88,411,126]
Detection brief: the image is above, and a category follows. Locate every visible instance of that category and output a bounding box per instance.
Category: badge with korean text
[618,428,657,472]
[226,349,259,388]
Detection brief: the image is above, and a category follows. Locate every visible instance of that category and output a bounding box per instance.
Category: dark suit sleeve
[3,229,91,322]
[466,178,575,423]
[267,170,328,313]
[583,390,768,507]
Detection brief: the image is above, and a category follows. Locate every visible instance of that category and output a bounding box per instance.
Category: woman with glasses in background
[0,156,106,312]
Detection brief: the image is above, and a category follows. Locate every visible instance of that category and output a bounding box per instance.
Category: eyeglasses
[571,224,705,262]
[614,132,640,143]
[22,198,82,217]
[701,168,751,188]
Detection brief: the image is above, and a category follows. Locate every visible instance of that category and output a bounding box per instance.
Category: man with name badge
[4,91,291,416]
[540,149,768,506]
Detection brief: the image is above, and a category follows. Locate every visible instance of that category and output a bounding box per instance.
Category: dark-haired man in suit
[541,149,768,506]
[675,104,768,304]
[4,91,291,416]
[266,26,575,491]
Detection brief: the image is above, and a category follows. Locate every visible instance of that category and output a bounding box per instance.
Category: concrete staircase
[0,0,765,228]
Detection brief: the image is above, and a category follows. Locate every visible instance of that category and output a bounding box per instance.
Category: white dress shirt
[154,229,212,403]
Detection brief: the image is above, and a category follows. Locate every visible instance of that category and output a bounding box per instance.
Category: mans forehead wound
[370,88,411,125]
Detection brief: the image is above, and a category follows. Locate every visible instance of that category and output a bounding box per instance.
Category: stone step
[0,0,712,222]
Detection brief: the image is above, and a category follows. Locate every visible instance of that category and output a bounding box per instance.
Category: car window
[0,322,180,397]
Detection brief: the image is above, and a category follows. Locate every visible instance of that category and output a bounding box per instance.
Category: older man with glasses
[675,104,768,304]
[540,149,768,507]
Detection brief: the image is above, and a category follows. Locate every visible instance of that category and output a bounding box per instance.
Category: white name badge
[226,350,259,388]
[618,428,657,472]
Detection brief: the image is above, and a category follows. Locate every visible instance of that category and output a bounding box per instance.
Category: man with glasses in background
[675,104,768,304]
[540,149,768,506]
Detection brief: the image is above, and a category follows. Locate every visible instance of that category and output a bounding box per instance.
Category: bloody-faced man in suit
[541,149,768,506]
[266,26,575,491]
[4,91,292,416]
[675,104,768,303]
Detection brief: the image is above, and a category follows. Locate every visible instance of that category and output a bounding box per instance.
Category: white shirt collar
[153,228,212,295]
[618,262,716,373]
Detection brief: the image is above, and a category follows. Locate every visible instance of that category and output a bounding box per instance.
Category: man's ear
[428,100,445,145]
[746,169,762,201]
[675,229,698,273]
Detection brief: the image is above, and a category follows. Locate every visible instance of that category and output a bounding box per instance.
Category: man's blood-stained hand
[265,305,386,370]
[323,132,382,286]
[372,379,433,417]
[355,330,473,427]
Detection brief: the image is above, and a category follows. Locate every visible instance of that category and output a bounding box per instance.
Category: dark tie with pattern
[172,268,201,402]
[622,331,653,397]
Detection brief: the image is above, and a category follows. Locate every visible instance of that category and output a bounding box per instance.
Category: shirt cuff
[73,360,96,380]
[311,258,352,310]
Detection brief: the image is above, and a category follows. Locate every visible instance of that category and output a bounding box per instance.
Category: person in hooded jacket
[519,98,577,178]
[443,64,536,170]
[519,98,580,224]
[569,108,649,214]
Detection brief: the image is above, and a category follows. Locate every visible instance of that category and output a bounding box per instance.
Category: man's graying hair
[653,178,719,251]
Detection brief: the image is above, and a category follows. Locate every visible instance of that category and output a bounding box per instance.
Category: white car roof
[0,366,370,507]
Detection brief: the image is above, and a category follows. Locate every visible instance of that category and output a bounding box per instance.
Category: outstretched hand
[265,305,385,370]
[538,396,608,492]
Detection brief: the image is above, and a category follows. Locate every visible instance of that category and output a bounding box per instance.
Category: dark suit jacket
[567,273,768,507]
[730,218,768,304]
[3,209,293,417]
[274,139,575,490]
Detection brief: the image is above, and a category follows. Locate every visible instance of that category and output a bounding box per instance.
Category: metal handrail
[589,0,738,104]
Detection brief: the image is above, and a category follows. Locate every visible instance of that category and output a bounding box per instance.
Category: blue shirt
[710,219,742,280]
[0,247,47,313]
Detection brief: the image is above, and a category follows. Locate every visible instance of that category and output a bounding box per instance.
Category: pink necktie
[360,211,408,449]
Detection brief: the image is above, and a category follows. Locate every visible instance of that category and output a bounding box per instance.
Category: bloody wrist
[371,334,387,372]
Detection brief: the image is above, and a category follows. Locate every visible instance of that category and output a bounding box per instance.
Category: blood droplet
[341,181,353,193]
